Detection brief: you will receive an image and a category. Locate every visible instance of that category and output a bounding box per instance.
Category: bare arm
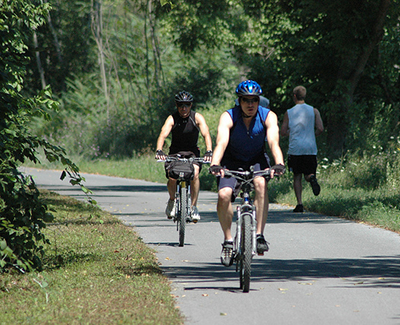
[314,108,324,136]
[266,111,284,167]
[280,111,289,137]
[210,112,233,168]
[156,115,174,152]
[195,113,213,152]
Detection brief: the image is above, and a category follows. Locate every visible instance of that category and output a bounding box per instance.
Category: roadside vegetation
[27,136,400,234]
[0,190,183,324]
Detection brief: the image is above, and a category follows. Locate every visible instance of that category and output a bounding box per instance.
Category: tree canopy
[19,0,400,159]
[162,0,400,156]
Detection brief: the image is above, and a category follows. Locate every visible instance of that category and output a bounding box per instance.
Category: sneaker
[190,206,200,223]
[165,199,176,219]
[220,241,234,267]
[256,235,269,255]
[293,204,304,213]
[310,175,320,196]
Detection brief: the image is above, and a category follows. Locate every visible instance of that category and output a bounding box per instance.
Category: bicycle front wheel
[241,213,252,292]
[178,185,187,247]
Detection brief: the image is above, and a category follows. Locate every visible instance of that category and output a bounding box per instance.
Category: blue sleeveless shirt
[222,105,270,163]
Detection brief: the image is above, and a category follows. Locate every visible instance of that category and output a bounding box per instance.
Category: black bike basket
[167,152,195,180]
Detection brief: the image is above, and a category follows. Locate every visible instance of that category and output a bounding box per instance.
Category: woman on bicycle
[155,91,213,222]
[209,80,285,266]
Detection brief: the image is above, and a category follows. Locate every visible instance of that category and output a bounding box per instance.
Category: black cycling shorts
[287,155,317,175]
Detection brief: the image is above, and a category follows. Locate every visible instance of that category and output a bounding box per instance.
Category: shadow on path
[161,255,400,291]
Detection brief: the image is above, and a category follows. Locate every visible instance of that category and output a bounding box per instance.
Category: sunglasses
[241,97,259,104]
[177,103,191,108]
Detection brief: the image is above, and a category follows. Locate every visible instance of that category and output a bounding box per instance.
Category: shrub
[0,169,53,271]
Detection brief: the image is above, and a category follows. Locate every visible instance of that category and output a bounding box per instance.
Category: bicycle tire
[242,213,252,292]
[178,186,187,247]
[239,258,244,289]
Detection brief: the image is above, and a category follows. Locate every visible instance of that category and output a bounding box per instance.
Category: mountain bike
[158,155,208,247]
[222,167,272,292]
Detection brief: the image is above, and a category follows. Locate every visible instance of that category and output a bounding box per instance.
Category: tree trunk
[33,31,46,90]
[91,0,110,122]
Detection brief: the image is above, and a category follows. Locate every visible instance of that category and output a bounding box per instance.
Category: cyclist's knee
[253,177,266,191]
[167,178,177,185]
[218,187,233,203]
[193,164,200,176]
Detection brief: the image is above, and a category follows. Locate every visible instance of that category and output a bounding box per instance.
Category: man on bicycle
[209,80,285,266]
[155,91,213,222]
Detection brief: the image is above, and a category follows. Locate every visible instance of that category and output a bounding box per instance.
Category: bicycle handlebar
[222,168,271,182]
[157,156,211,164]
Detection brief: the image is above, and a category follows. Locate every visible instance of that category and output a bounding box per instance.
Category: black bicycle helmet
[235,80,263,97]
[175,91,193,103]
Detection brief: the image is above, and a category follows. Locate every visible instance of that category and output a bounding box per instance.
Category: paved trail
[23,167,400,325]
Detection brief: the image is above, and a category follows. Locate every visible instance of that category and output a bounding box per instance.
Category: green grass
[0,190,183,324]
[269,164,400,233]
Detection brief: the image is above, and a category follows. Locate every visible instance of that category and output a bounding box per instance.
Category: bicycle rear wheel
[178,186,187,247]
[241,213,252,292]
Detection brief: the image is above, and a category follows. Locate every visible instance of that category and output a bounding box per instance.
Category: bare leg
[167,178,177,201]
[190,165,200,206]
[217,187,234,241]
[253,176,268,235]
[293,173,303,205]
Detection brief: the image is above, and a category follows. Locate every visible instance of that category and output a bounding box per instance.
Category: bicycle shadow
[160,255,400,292]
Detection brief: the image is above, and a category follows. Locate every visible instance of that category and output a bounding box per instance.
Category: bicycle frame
[157,155,208,247]
[175,179,191,246]
[235,191,257,259]
[222,167,271,292]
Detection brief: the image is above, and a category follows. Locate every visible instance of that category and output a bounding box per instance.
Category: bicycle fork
[175,181,191,227]
[235,204,257,258]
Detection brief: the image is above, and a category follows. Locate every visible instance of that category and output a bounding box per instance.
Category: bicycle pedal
[192,219,198,224]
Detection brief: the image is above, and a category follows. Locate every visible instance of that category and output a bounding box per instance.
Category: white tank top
[287,103,317,155]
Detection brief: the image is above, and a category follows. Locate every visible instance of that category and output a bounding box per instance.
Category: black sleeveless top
[169,110,200,156]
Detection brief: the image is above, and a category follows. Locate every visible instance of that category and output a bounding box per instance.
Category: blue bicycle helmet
[175,91,193,103]
[235,80,263,97]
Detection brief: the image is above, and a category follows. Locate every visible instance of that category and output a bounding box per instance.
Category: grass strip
[0,190,183,324]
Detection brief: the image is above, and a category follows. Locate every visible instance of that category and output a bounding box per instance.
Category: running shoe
[220,241,234,267]
[165,199,176,219]
[190,206,200,223]
[310,175,321,196]
[293,204,304,213]
[256,235,269,255]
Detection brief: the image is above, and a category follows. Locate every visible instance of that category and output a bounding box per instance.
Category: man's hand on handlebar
[204,150,213,163]
[155,150,167,160]
[209,164,225,177]
[270,164,286,178]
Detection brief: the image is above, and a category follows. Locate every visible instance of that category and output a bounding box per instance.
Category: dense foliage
[164,0,400,158]
[0,0,88,272]
[28,0,237,159]
[25,0,400,160]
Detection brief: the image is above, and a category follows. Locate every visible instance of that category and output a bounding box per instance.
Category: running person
[280,85,324,212]
[210,80,285,266]
[155,91,213,222]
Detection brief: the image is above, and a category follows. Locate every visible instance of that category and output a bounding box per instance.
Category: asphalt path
[22,167,400,324]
